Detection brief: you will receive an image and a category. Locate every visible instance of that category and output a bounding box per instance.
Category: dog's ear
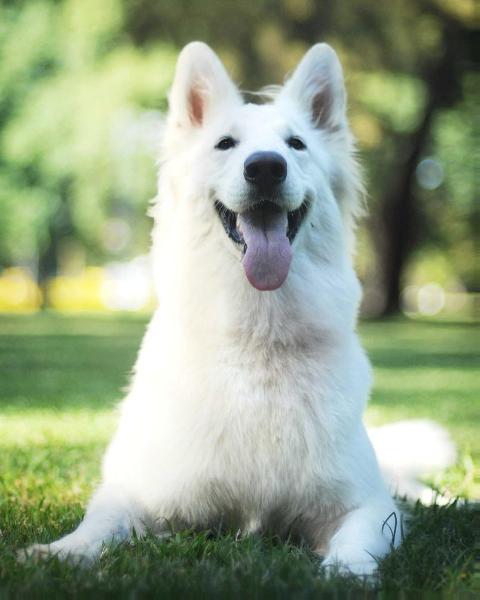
[169,42,241,128]
[279,44,346,131]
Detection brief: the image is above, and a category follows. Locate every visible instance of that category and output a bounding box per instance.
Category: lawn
[0,313,478,597]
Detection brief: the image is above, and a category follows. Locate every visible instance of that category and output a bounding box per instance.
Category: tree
[122,0,479,314]
[0,0,175,289]
[0,0,476,314]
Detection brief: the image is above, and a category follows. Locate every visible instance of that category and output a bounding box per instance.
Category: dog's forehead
[231,103,289,135]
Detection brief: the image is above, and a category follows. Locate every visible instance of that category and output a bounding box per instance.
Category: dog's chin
[214,199,309,251]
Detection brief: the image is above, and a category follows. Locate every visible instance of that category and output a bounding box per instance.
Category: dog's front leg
[320,498,400,576]
[21,485,146,564]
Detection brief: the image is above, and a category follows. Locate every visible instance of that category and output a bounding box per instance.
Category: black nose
[244,151,287,191]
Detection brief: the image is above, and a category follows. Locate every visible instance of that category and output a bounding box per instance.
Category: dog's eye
[286,136,306,151]
[215,136,237,151]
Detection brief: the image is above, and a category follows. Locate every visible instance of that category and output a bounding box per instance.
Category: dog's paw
[18,541,97,565]
[17,543,51,563]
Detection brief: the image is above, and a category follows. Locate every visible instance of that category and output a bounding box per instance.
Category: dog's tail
[368,420,457,504]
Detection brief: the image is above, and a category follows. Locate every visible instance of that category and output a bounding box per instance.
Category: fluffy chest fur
[105,299,370,537]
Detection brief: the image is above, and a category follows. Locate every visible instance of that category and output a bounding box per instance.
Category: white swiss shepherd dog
[25,42,455,575]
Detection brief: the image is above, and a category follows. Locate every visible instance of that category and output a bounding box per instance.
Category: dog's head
[160,42,362,292]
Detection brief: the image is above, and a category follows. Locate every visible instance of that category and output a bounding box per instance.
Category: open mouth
[214,200,309,247]
[214,199,309,291]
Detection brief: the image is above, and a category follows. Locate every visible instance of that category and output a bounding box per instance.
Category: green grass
[0,313,478,597]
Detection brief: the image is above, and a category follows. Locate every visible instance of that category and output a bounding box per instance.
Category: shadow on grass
[0,314,478,595]
[0,331,142,410]
[368,349,478,370]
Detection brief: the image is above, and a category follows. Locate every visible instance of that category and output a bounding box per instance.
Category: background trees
[0,0,476,315]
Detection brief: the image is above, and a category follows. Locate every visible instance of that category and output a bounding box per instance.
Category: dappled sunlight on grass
[0,410,116,447]
[359,318,479,497]
[0,313,478,595]
[1,313,478,497]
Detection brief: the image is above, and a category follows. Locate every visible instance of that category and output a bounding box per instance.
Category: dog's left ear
[279,44,346,131]
[169,42,241,128]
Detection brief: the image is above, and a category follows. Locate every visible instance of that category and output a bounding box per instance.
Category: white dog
[24,42,453,576]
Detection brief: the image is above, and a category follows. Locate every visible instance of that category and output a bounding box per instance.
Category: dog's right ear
[168,42,241,128]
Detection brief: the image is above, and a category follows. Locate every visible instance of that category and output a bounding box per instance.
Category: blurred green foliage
[0,0,176,271]
[0,0,477,312]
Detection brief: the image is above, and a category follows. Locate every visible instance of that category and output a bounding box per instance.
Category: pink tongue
[238,205,292,291]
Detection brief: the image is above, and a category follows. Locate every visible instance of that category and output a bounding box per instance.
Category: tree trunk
[37,180,74,308]
[377,102,437,315]
[376,19,465,316]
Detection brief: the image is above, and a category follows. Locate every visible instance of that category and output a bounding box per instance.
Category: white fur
[24,42,448,576]
[370,420,456,505]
